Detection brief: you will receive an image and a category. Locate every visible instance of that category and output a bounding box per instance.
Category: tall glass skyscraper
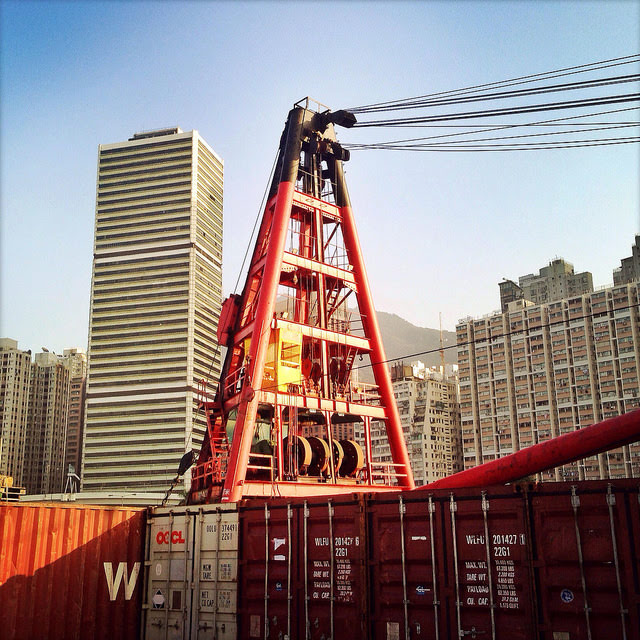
[82,128,223,497]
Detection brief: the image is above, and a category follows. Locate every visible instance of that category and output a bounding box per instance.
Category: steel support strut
[335,159,414,489]
[221,109,306,502]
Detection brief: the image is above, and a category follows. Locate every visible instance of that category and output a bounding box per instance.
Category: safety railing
[247,453,276,482]
[369,462,409,486]
[191,454,229,487]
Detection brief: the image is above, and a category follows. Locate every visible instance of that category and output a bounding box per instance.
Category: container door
[238,502,294,640]
[531,481,640,640]
[303,498,368,640]
[444,488,534,640]
[145,512,194,640]
[369,495,444,640]
[192,507,239,640]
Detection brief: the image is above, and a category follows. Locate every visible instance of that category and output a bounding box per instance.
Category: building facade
[82,127,223,495]
[63,348,87,484]
[0,339,32,485]
[23,352,71,494]
[498,279,524,312]
[369,361,461,485]
[457,282,640,481]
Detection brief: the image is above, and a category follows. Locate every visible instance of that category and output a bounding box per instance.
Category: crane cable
[342,55,640,151]
[347,54,640,113]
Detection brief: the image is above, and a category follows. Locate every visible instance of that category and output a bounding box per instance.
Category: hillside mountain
[376,311,457,367]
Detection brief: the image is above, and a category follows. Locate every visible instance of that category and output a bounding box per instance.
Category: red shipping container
[529,480,640,640]
[368,481,640,640]
[237,495,368,640]
[368,491,443,640]
[0,502,146,640]
[369,486,535,640]
[303,497,368,640]
[239,501,292,640]
[439,486,536,640]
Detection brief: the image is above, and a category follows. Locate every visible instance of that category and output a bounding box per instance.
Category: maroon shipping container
[369,480,640,640]
[529,481,640,640]
[369,487,536,640]
[238,496,368,640]
[368,491,443,640]
[231,480,639,640]
[0,502,146,640]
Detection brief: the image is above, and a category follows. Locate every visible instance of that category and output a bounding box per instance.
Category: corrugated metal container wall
[368,492,442,640]
[0,502,146,640]
[238,496,368,640]
[138,480,639,640]
[442,486,536,639]
[303,497,368,640]
[145,510,193,640]
[368,487,536,640]
[371,480,640,640]
[143,505,239,640]
[528,481,640,640]
[240,501,292,640]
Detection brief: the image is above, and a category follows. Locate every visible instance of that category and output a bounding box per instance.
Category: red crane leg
[421,409,640,490]
[221,180,295,502]
[340,202,414,490]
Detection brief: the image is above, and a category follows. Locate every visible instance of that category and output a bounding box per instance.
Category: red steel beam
[335,158,414,490]
[221,182,295,503]
[420,409,640,490]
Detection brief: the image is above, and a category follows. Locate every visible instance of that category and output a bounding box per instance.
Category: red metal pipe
[420,409,640,490]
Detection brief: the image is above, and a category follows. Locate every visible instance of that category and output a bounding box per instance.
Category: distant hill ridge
[376,311,457,367]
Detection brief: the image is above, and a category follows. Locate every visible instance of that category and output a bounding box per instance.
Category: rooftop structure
[500,257,593,311]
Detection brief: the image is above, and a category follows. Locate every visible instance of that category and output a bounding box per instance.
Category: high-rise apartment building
[614,235,640,285]
[369,361,461,485]
[498,279,524,312]
[457,282,640,481]
[63,348,87,481]
[500,258,593,311]
[23,352,71,494]
[83,127,223,496]
[0,339,32,484]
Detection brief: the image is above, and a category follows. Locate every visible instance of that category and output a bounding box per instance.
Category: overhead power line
[352,136,640,151]
[253,303,640,395]
[351,74,639,114]
[345,107,640,146]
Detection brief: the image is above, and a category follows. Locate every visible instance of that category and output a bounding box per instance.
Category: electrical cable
[202,150,280,385]
[354,301,640,372]
[350,125,638,149]
[351,93,640,127]
[342,59,640,152]
[347,55,640,113]
[350,74,640,114]
[355,138,640,152]
[345,106,640,148]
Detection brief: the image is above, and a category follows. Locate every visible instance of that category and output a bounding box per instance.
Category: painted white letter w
[104,562,141,601]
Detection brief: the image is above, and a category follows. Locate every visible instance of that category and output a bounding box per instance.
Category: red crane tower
[188,99,415,504]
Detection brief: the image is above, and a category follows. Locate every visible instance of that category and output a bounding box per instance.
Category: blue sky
[1,0,639,354]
